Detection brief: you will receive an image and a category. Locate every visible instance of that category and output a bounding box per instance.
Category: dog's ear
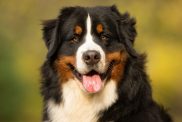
[111,5,137,57]
[42,19,60,60]
[42,19,57,48]
[111,5,137,44]
[42,7,76,60]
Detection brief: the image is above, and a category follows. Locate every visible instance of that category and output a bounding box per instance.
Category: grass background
[0,0,182,122]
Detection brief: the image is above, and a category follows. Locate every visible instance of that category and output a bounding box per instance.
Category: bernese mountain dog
[41,5,172,122]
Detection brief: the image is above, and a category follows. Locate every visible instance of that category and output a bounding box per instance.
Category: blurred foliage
[0,0,181,122]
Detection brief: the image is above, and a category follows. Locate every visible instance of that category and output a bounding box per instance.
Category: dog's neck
[47,79,118,122]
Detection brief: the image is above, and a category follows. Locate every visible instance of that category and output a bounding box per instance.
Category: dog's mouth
[67,61,115,93]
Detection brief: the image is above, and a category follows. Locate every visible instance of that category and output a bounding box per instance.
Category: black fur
[99,54,172,122]
[41,5,172,122]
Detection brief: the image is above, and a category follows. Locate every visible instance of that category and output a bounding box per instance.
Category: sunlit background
[0,0,181,122]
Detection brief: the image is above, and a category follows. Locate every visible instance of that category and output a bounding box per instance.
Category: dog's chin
[68,62,114,94]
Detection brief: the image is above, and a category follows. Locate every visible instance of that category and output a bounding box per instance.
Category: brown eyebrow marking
[96,24,103,33]
[74,25,82,35]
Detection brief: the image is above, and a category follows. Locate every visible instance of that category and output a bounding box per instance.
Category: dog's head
[42,6,136,94]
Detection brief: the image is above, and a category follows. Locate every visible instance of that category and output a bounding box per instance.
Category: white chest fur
[47,79,118,122]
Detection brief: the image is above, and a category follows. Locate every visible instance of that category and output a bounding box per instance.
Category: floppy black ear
[111,5,137,57]
[42,19,60,60]
[111,5,136,44]
[42,7,76,60]
[42,19,57,48]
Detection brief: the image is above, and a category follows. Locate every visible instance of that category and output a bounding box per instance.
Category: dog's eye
[70,36,79,44]
[100,35,109,42]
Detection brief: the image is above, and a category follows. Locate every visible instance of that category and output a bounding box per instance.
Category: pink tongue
[82,75,102,93]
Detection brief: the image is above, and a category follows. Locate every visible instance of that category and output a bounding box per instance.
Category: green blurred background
[0,0,181,122]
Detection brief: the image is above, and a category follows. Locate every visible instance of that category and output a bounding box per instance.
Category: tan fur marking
[74,25,82,35]
[55,56,75,83]
[106,51,128,82]
[96,24,103,33]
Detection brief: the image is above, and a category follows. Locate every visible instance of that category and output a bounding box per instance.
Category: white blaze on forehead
[76,14,106,74]
[87,14,91,35]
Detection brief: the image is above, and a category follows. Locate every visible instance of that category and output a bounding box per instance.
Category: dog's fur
[40,6,172,122]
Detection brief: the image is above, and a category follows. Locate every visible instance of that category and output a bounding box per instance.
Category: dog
[40,5,172,122]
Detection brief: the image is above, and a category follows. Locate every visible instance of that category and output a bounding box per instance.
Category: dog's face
[42,6,136,94]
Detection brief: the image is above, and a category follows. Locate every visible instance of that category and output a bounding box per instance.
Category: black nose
[83,50,101,65]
